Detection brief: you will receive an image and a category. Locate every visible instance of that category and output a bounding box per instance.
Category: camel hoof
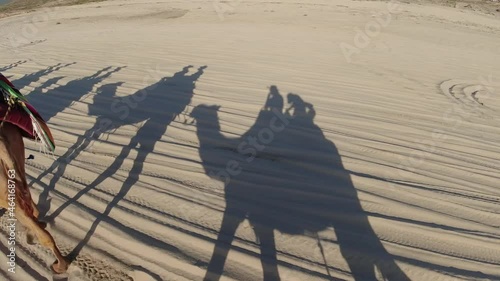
[51,259,69,274]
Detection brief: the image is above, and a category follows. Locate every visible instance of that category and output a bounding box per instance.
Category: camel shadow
[23,65,121,123]
[33,81,124,219]
[41,65,206,261]
[10,62,76,94]
[19,66,124,216]
[0,60,27,72]
[190,86,410,281]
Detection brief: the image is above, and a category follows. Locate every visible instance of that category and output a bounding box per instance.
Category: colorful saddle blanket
[0,76,55,152]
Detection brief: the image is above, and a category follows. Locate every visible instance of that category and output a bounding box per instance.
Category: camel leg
[15,207,68,273]
[0,123,67,272]
[204,208,244,281]
[253,224,280,281]
[26,200,47,245]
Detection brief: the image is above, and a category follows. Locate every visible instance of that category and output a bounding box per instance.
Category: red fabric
[0,73,48,141]
[0,104,37,140]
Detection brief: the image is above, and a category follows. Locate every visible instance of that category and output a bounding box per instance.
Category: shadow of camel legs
[204,208,245,281]
[193,87,410,281]
[253,223,280,281]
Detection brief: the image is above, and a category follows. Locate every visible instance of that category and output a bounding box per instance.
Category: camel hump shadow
[190,86,410,281]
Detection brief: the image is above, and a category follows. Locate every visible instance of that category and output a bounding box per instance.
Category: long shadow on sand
[0,60,27,72]
[25,65,124,196]
[41,65,206,261]
[21,65,122,123]
[10,62,76,93]
[190,87,410,281]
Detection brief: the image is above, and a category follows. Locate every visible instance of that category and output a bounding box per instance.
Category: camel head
[188,104,221,126]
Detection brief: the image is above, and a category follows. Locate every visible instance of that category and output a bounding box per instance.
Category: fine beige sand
[0,0,499,280]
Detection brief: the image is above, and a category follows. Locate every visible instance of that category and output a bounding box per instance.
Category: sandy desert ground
[0,0,500,280]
